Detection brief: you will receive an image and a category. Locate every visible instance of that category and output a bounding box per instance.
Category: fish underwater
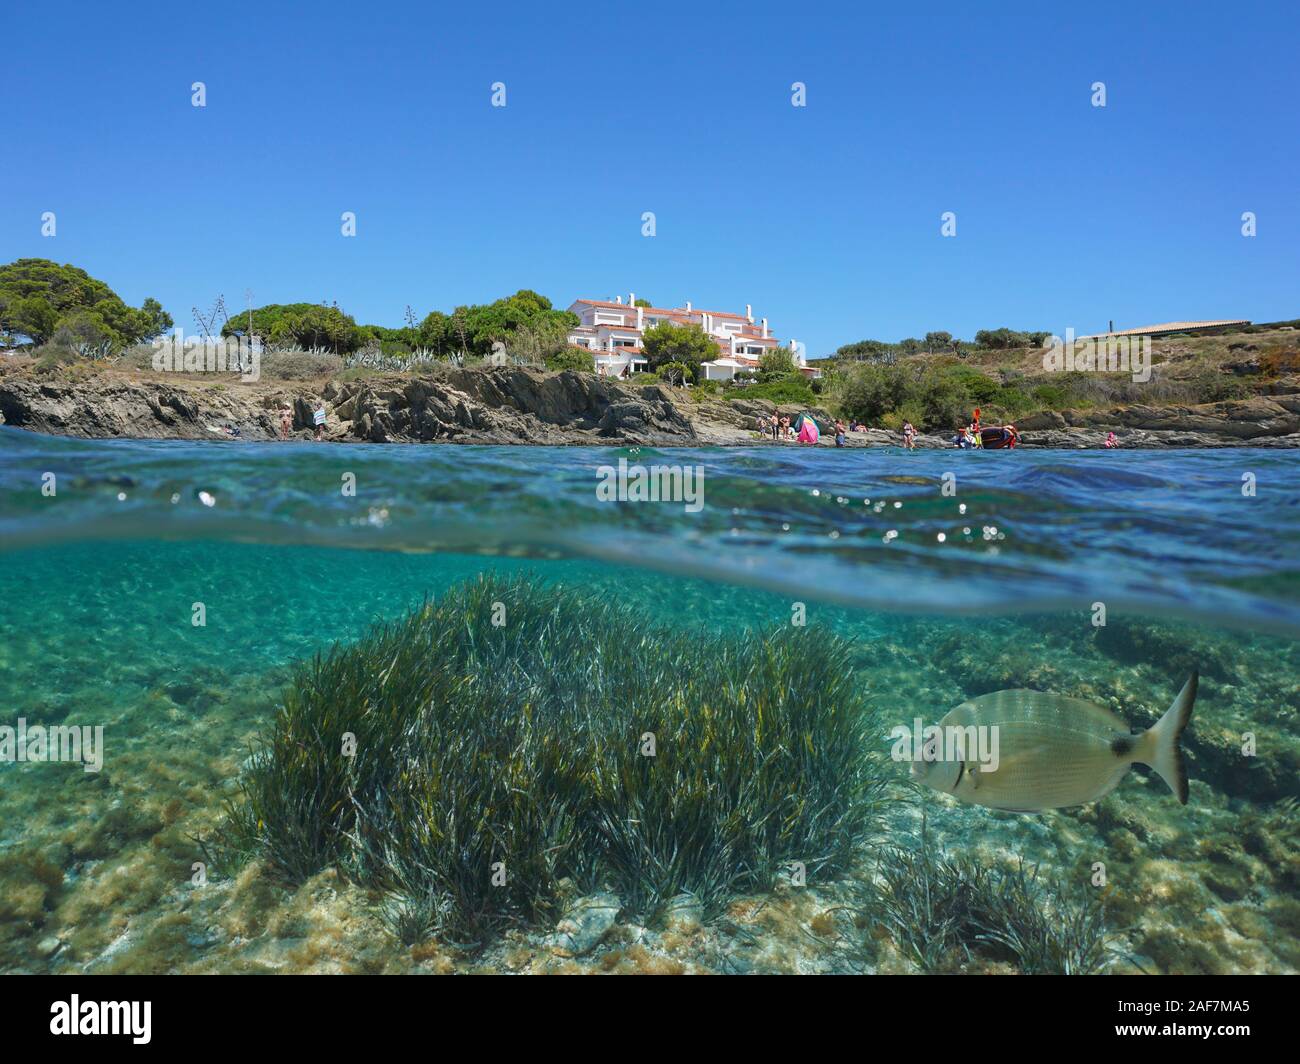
[909,672,1198,812]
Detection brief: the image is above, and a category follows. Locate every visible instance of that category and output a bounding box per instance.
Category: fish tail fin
[1137,671,1197,804]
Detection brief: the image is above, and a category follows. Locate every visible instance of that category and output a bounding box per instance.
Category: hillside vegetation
[817,323,1300,431]
[3,260,1296,436]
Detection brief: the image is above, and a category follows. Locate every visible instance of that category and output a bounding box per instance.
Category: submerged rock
[663,893,705,931]
[547,894,622,957]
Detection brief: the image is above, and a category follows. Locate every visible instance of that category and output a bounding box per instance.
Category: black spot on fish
[1111,735,1134,757]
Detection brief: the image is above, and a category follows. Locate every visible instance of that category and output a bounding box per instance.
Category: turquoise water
[1,427,1297,973]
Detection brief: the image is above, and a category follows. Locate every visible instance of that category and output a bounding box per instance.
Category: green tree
[222,303,324,340]
[417,311,451,355]
[222,302,362,353]
[136,297,174,340]
[545,347,595,373]
[641,320,717,377]
[757,346,798,382]
[0,258,169,348]
[657,360,694,386]
[835,338,896,364]
[974,327,1035,350]
[509,317,570,364]
[50,309,115,357]
[923,331,953,354]
[460,290,578,357]
[4,295,59,345]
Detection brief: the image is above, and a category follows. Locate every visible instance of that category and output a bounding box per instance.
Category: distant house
[565,293,820,381]
[1080,319,1250,340]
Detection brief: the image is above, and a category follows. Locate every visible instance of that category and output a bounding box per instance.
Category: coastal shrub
[1031,383,1070,410]
[916,368,971,429]
[757,347,799,382]
[833,363,913,422]
[544,347,595,373]
[260,349,345,379]
[988,386,1036,418]
[656,359,694,386]
[879,401,925,432]
[946,365,1001,405]
[732,376,815,405]
[213,574,885,946]
[1188,369,1251,403]
[835,823,1117,974]
[33,343,79,372]
[831,363,977,431]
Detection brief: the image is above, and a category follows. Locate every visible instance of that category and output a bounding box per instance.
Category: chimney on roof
[761,317,768,339]
[1109,319,1114,333]
[629,292,635,307]
[745,304,753,322]
[685,301,692,312]
[615,296,623,304]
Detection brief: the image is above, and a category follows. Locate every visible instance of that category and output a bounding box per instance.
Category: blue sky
[2,1,1296,357]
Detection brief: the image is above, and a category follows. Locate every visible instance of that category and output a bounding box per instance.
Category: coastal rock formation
[1016,396,1300,448]
[545,894,623,957]
[344,369,694,444]
[2,365,1297,447]
[0,368,697,446]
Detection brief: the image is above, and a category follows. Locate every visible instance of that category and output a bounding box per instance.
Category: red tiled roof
[573,299,637,311]
[574,298,754,322]
[682,307,748,321]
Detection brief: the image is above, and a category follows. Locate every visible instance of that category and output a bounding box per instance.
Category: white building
[565,293,819,381]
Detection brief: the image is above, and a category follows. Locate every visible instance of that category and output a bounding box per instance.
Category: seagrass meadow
[212,574,885,945]
[0,435,1297,973]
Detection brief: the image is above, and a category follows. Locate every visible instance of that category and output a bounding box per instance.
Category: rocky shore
[0,367,697,446]
[1,365,1298,448]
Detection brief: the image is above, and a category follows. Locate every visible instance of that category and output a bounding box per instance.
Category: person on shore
[279,405,292,440]
[769,413,779,440]
[902,420,916,451]
[779,415,791,441]
[834,419,847,447]
[313,403,327,442]
[1104,431,1118,448]
[969,422,983,448]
